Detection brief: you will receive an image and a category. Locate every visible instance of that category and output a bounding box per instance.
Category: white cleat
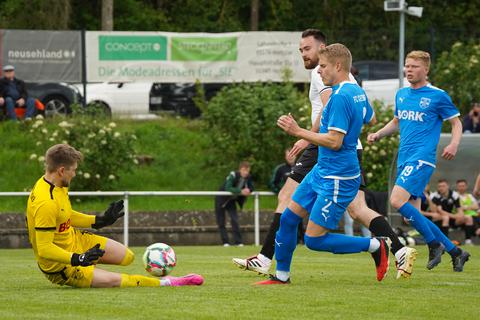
[232,255,271,275]
[395,246,418,279]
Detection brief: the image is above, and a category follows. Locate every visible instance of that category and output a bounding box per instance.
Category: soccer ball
[143,243,176,277]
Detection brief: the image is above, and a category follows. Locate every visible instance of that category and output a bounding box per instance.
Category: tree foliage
[1,0,480,61]
[203,82,309,184]
[432,41,480,115]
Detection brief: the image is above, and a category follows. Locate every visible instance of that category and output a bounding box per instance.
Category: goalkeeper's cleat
[164,274,204,286]
[232,255,271,275]
[254,274,290,285]
[371,237,391,281]
[426,242,445,270]
[395,246,418,279]
[452,249,470,272]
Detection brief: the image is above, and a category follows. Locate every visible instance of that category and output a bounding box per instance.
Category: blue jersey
[316,81,374,179]
[395,84,460,168]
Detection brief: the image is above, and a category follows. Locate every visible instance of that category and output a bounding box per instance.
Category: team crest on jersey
[419,97,431,109]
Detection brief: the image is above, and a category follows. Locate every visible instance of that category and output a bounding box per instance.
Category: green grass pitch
[1,245,478,319]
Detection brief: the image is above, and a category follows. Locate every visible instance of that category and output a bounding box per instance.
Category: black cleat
[452,250,470,272]
[427,242,445,270]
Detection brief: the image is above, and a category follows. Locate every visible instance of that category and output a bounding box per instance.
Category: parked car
[75,82,153,116]
[26,82,81,117]
[353,60,406,106]
[149,83,225,118]
[353,60,398,81]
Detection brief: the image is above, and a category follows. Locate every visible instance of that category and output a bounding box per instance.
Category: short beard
[304,59,318,70]
[60,178,70,188]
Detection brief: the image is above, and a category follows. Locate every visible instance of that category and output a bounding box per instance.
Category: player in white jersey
[233,30,416,281]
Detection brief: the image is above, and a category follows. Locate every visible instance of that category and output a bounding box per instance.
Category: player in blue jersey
[368,50,470,272]
[256,44,390,285]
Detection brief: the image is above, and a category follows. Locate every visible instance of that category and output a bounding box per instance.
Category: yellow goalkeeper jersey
[26,176,95,273]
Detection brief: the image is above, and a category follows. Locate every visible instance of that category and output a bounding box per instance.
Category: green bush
[360,101,399,192]
[433,41,480,115]
[203,82,309,183]
[27,115,137,190]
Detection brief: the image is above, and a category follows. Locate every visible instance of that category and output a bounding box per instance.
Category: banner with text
[86,31,309,83]
[1,30,82,82]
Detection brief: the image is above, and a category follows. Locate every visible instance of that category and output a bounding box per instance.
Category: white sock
[275,270,290,282]
[160,279,171,286]
[257,253,272,265]
[368,238,380,253]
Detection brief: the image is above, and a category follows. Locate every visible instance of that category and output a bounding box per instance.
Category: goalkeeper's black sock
[368,216,404,254]
[259,212,282,260]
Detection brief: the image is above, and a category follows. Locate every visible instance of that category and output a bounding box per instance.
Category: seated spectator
[456,179,478,245]
[419,184,439,219]
[473,173,480,198]
[430,179,474,244]
[0,65,36,121]
[462,101,480,133]
[214,161,254,247]
[268,148,296,194]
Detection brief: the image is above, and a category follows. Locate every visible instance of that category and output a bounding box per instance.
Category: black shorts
[289,144,318,183]
[290,144,367,191]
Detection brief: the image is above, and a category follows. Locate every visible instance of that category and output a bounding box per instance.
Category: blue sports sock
[423,218,456,252]
[399,202,436,243]
[304,233,370,254]
[275,208,302,272]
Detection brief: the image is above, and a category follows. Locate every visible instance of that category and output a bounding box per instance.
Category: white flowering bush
[28,115,137,190]
[433,41,480,115]
[360,101,399,191]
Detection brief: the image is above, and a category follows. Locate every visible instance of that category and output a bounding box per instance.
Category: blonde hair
[406,50,431,69]
[318,43,352,72]
[45,144,83,173]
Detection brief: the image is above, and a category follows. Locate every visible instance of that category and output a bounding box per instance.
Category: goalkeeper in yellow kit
[26,143,204,288]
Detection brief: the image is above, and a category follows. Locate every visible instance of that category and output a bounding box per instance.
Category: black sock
[368,216,404,254]
[440,226,449,237]
[259,212,282,260]
[465,225,475,240]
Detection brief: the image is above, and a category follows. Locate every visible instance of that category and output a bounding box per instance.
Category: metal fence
[0,191,275,246]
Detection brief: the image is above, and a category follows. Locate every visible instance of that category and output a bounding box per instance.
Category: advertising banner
[1,30,82,82]
[86,31,309,83]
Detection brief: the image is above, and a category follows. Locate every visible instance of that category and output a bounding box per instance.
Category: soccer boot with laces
[426,242,445,270]
[371,237,391,281]
[254,274,290,285]
[163,274,204,286]
[452,249,470,272]
[232,254,271,275]
[395,246,418,279]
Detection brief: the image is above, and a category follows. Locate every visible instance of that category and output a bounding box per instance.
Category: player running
[233,30,416,281]
[26,144,204,288]
[368,51,470,272]
[256,43,389,285]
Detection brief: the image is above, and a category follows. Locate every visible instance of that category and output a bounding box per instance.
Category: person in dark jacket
[0,65,36,120]
[215,161,254,246]
[268,149,296,194]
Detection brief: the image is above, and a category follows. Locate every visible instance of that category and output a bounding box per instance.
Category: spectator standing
[0,65,36,120]
[462,102,480,133]
[215,161,254,246]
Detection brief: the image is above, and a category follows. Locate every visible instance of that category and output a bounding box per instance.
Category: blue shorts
[292,169,360,230]
[395,160,435,198]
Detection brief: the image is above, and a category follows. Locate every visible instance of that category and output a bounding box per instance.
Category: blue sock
[275,208,302,272]
[423,218,456,253]
[399,202,436,243]
[304,233,370,254]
